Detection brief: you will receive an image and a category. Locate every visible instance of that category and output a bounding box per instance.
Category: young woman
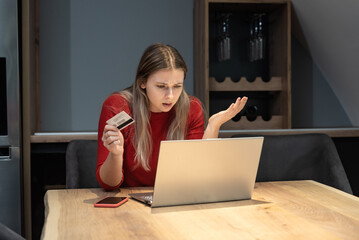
[96,43,247,190]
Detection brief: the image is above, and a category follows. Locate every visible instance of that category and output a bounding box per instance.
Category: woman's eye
[175,85,183,88]
[157,85,165,89]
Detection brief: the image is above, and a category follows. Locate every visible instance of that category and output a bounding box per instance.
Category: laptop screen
[149,137,263,207]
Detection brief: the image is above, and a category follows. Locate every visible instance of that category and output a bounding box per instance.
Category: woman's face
[141,69,184,113]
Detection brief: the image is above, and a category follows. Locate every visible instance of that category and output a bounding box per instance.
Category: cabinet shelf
[222,115,283,130]
[209,76,282,91]
[194,0,291,129]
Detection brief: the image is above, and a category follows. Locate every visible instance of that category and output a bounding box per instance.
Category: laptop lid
[150,137,263,207]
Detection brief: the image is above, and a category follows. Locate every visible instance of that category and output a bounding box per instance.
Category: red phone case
[94,196,129,208]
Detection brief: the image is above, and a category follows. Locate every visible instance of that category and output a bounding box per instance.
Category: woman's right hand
[102,125,124,156]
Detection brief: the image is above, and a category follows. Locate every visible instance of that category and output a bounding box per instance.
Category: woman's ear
[140,83,146,89]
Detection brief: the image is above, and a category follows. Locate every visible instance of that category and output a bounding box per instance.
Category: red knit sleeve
[186,97,205,139]
[96,93,129,190]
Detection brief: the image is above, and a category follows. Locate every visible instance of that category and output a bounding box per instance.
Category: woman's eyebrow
[155,81,183,85]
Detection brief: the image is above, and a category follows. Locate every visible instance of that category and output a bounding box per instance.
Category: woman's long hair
[120,43,190,171]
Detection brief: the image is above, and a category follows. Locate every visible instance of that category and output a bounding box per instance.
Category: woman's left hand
[208,97,248,127]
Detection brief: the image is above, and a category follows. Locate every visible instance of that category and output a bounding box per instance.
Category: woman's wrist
[208,117,222,131]
[100,151,124,187]
[109,149,124,159]
[203,121,221,139]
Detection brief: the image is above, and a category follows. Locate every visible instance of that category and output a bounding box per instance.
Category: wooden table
[41,181,359,240]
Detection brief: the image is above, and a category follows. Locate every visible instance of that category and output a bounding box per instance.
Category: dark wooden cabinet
[194,0,291,129]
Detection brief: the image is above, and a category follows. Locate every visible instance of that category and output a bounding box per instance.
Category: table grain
[41,180,359,240]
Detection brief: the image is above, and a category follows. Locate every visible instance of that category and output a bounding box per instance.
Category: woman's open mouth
[162,103,172,108]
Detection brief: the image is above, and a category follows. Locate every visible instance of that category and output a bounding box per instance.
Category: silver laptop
[129,137,264,207]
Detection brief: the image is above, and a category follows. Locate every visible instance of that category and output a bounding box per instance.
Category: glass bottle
[217,13,231,62]
[257,14,265,61]
[222,13,231,61]
[248,18,255,62]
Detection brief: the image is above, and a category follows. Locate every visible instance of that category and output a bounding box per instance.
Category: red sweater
[96,93,204,190]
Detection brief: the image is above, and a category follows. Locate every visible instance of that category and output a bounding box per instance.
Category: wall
[39,0,194,131]
[291,37,351,128]
[39,0,355,132]
[291,0,359,127]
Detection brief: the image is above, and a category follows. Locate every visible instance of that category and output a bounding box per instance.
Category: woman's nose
[165,88,174,99]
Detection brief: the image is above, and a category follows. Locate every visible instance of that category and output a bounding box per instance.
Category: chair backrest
[66,140,101,189]
[0,222,25,240]
[232,133,353,194]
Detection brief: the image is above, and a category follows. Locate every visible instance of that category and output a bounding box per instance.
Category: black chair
[0,222,25,240]
[66,140,101,189]
[232,133,353,194]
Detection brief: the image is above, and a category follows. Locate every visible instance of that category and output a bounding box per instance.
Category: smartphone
[94,196,129,208]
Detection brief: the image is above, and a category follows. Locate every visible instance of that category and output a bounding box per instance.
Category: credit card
[106,111,135,130]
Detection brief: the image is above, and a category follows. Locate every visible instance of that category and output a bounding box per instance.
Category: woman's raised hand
[102,125,124,156]
[208,97,248,127]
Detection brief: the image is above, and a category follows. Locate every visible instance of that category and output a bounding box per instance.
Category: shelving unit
[194,0,291,129]
[209,77,282,91]
[222,115,283,129]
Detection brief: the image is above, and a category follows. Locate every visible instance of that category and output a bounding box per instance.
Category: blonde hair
[120,43,190,171]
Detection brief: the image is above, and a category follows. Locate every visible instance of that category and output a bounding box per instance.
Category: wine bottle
[246,105,258,121]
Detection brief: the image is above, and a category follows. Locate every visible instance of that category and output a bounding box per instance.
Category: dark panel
[333,137,359,196]
[0,58,8,135]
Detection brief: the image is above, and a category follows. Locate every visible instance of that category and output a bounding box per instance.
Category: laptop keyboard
[143,194,153,203]
[143,194,152,202]
[129,192,154,205]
